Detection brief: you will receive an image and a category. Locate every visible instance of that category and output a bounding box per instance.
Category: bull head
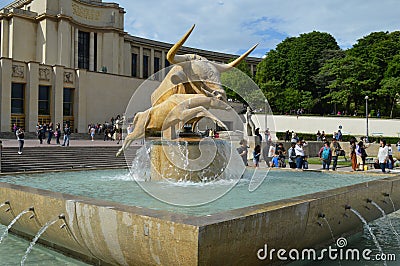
[166,25,258,101]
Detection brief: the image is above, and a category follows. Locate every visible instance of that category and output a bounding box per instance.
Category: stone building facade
[0,0,260,133]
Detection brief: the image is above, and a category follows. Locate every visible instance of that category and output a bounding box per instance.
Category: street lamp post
[365,96,369,142]
[264,99,268,136]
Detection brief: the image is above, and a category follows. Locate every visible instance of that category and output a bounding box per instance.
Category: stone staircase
[0,131,107,140]
[0,146,137,173]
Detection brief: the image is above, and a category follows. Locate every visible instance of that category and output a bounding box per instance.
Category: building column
[89,32,95,71]
[75,70,87,133]
[161,50,166,79]
[26,62,39,132]
[0,58,12,132]
[1,19,9,58]
[150,48,155,77]
[57,20,72,67]
[139,46,143,78]
[97,32,103,71]
[74,28,79,68]
[53,66,64,127]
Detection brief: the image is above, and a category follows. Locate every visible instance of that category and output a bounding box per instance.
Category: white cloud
[119,0,400,56]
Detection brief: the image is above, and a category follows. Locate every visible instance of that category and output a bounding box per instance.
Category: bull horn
[215,43,258,72]
[167,25,195,64]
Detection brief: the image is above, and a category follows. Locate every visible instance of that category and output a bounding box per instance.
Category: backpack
[290,147,296,159]
[361,147,367,158]
[321,147,330,160]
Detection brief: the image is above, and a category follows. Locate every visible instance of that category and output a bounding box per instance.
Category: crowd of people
[237,138,310,170]
[87,115,124,143]
[13,122,71,154]
[237,130,398,173]
[12,114,125,155]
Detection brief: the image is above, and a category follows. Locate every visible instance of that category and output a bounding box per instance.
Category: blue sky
[2,0,400,58]
[117,0,400,58]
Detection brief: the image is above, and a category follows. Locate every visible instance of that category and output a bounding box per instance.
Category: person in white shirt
[295,139,307,169]
[16,127,24,154]
[377,139,389,173]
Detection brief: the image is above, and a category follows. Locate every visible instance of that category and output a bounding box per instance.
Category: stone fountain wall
[0,175,399,265]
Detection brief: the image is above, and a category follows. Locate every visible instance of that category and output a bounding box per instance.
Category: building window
[38,85,50,115]
[63,88,74,116]
[11,83,24,114]
[78,31,90,69]
[143,55,149,78]
[154,57,160,74]
[131,53,138,77]
[164,59,171,75]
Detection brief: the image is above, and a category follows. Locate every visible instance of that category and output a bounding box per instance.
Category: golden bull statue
[117,25,257,156]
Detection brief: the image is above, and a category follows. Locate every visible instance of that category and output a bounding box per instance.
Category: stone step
[0,132,112,140]
[1,146,136,173]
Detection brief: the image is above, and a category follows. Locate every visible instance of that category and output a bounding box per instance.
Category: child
[271,152,280,168]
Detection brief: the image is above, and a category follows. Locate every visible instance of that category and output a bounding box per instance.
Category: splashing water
[323,217,336,243]
[0,209,31,244]
[350,208,387,266]
[389,196,396,212]
[128,139,245,206]
[129,144,151,181]
[371,201,400,246]
[20,217,60,265]
[322,217,342,266]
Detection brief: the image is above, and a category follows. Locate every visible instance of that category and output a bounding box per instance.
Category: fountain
[349,207,387,266]
[0,26,400,265]
[20,214,66,265]
[368,199,400,245]
[0,207,34,244]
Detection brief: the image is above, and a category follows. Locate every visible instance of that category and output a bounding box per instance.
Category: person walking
[16,127,25,155]
[377,139,389,173]
[47,122,53,144]
[330,138,342,171]
[237,139,249,166]
[37,123,44,144]
[90,126,96,141]
[55,123,61,145]
[318,141,332,170]
[253,145,261,167]
[349,138,357,171]
[387,143,394,169]
[288,142,297,169]
[62,124,71,146]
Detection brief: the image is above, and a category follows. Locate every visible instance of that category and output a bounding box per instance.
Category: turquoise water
[0,169,397,265]
[291,212,400,265]
[0,226,88,265]
[0,169,390,216]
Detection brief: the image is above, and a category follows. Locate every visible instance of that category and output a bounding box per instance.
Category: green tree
[255,31,341,114]
[318,56,379,114]
[377,54,400,117]
[221,58,253,102]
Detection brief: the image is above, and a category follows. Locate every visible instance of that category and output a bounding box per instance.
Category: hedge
[276,132,399,144]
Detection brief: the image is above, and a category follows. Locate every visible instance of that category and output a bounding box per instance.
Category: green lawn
[306,157,352,166]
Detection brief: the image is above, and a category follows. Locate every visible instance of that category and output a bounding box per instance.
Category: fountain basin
[149,139,234,182]
[0,171,399,265]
